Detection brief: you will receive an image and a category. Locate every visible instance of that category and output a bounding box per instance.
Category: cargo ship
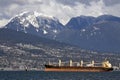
[44,60,113,72]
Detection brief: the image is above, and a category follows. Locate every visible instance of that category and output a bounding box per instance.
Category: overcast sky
[0,0,120,27]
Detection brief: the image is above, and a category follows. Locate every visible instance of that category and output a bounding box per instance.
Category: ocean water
[0,71,119,80]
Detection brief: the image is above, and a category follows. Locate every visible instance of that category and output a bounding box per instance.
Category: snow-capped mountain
[5,11,64,38]
[3,12,120,53]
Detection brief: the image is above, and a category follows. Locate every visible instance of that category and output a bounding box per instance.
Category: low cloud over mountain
[0,0,120,27]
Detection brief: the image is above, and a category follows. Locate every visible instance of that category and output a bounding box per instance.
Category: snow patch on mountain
[26,14,39,28]
[36,29,39,32]
[10,11,59,29]
[93,26,100,30]
[19,11,29,16]
[43,30,48,34]
[53,29,58,33]
[81,29,86,32]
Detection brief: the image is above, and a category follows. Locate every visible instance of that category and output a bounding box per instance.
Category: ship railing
[82,62,91,64]
[94,63,102,64]
[48,60,103,67]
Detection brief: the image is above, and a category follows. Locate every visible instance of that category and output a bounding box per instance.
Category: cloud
[56,0,99,6]
[0,0,26,7]
[0,0,120,26]
[38,0,106,24]
[56,0,120,6]
[103,0,120,6]
[104,4,120,17]
[0,19,9,28]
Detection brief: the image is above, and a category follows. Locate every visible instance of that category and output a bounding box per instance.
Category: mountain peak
[15,11,54,19]
[7,11,60,28]
[5,11,64,39]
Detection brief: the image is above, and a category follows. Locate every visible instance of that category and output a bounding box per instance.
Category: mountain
[66,15,120,30]
[3,12,120,53]
[58,15,120,53]
[0,28,78,69]
[66,15,95,29]
[5,11,64,39]
[0,28,119,70]
[58,21,120,52]
[1,13,120,69]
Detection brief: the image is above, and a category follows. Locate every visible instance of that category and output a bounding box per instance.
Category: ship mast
[119,63,120,69]
[92,60,94,67]
[70,60,72,66]
[58,59,61,66]
[80,60,83,67]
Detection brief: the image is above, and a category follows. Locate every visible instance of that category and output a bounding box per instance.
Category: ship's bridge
[102,60,112,68]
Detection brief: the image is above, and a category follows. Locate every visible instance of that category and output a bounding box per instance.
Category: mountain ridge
[2,11,120,53]
[66,15,120,30]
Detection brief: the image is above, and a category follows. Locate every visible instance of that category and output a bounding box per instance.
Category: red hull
[44,65,113,72]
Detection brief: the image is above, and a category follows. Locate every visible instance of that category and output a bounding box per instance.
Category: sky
[0,0,120,27]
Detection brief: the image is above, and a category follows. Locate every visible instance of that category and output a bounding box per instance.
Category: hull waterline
[44,65,113,72]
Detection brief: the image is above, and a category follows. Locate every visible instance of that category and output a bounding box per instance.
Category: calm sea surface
[0,71,119,80]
